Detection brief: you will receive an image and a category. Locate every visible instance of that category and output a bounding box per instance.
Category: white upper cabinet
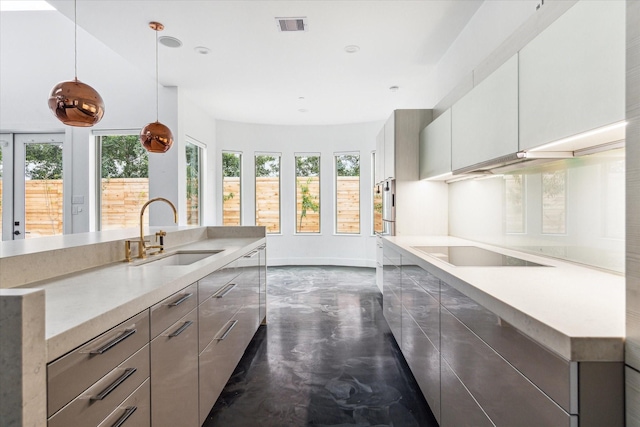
[419,109,452,180]
[518,1,625,151]
[451,55,519,172]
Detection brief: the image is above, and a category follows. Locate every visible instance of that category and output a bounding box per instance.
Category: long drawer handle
[91,368,137,401]
[168,292,193,307]
[110,406,137,427]
[169,320,194,338]
[90,329,137,355]
[212,283,236,298]
[244,250,259,258]
[216,320,238,341]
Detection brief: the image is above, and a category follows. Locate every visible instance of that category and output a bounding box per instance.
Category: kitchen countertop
[9,228,265,362]
[383,235,625,362]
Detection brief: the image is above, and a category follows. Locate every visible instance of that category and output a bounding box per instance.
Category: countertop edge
[383,236,625,362]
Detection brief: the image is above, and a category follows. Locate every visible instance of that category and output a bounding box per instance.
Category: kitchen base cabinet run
[381,240,623,427]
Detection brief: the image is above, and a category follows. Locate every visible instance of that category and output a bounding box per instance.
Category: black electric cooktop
[412,246,548,267]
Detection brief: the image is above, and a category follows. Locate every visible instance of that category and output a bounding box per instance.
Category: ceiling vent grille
[276,17,307,32]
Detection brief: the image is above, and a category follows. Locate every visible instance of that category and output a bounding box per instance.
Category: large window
[185,141,202,226]
[97,134,149,230]
[295,154,320,233]
[372,152,383,235]
[335,153,360,234]
[255,153,281,233]
[222,152,242,226]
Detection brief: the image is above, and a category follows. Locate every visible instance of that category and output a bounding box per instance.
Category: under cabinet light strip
[528,121,627,152]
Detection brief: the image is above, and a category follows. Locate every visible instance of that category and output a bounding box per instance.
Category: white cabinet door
[419,109,452,179]
[375,129,384,184]
[518,1,625,151]
[451,55,518,172]
[384,114,395,180]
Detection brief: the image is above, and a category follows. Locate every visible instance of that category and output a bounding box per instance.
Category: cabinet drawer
[440,282,572,412]
[401,273,439,349]
[401,262,439,299]
[441,308,572,427]
[97,379,150,427]
[440,358,493,427]
[49,344,149,427]
[150,283,197,339]
[198,260,239,303]
[198,282,244,352]
[47,310,150,417]
[382,286,401,345]
[402,307,440,423]
[199,316,247,425]
[151,308,199,427]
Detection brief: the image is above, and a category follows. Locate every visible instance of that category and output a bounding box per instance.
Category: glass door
[13,134,65,239]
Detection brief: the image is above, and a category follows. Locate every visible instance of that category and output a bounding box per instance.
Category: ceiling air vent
[276,17,307,32]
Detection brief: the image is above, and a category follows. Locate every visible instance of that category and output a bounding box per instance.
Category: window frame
[334,151,360,235]
[222,150,243,226]
[255,152,282,234]
[294,152,321,234]
[185,138,205,226]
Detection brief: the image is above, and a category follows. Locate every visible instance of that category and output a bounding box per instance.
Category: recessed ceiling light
[159,36,182,48]
[389,86,399,92]
[344,45,360,53]
[194,46,211,55]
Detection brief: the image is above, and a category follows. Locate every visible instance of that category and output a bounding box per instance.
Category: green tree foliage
[223,152,241,177]
[25,143,63,180]
[336,154,359,177]
[101,135,148,179]
[298,177,319,231]
[296,155,319,177]
[256,155,280,177]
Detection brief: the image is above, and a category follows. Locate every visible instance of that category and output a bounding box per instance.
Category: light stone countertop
[384,235,625,362]
[14,230,265,362]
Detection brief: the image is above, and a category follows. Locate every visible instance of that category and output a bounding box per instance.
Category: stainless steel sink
[134,250,224,266]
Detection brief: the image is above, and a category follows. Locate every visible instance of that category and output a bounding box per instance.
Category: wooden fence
[0,175,373,239]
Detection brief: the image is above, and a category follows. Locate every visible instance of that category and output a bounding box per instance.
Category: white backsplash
[449,148,625,273]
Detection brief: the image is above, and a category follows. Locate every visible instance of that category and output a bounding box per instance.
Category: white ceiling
[47,0,483,126]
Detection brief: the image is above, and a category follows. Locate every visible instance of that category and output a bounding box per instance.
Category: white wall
[0,9,217,232]
[216,120,382,267]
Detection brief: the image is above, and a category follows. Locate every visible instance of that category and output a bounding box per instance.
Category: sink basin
[135,250,224,266]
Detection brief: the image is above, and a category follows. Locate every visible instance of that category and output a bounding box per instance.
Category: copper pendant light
[48,0,105,127]
[140,21,174,153]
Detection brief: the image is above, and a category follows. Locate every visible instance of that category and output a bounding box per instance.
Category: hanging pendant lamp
[48,0,104,127]
[140,21,174,153]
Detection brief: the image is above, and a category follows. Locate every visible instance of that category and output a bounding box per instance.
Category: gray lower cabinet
[258,245,267,324]
[382,241,623,427]
[97,379,150,427]
[150,308,199,427]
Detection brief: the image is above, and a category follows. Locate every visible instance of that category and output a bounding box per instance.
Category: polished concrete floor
[202,266,438,427]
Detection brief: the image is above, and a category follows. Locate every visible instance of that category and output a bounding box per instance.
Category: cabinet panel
[382,244,402,345]
[198,259,239,303]
[258,245,267,324]
[97,379,150,427]
[440,282,572,412]
[440,358,493,427]
[419,109,451,179]
[48,344,149,427]
[199,316,247,425]
[198,278,244,353]
[519,1,625,150]
[375,129,384,184]
[384,115,395,180]
[402,307,440,423]
[451,55,518,171]
[441,308,571,427]
[151,308,199,427]
[401,270,439,349]
[150,283,197,339]
[47,310,150,417]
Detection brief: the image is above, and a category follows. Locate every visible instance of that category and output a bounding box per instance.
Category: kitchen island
[0,226,266,427]
[381,235,624,427]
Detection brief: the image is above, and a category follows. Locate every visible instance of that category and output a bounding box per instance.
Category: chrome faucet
[125,197,178,261]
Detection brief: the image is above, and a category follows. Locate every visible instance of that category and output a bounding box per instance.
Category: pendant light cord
[156,28,159,122]
[74,0,77,80]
